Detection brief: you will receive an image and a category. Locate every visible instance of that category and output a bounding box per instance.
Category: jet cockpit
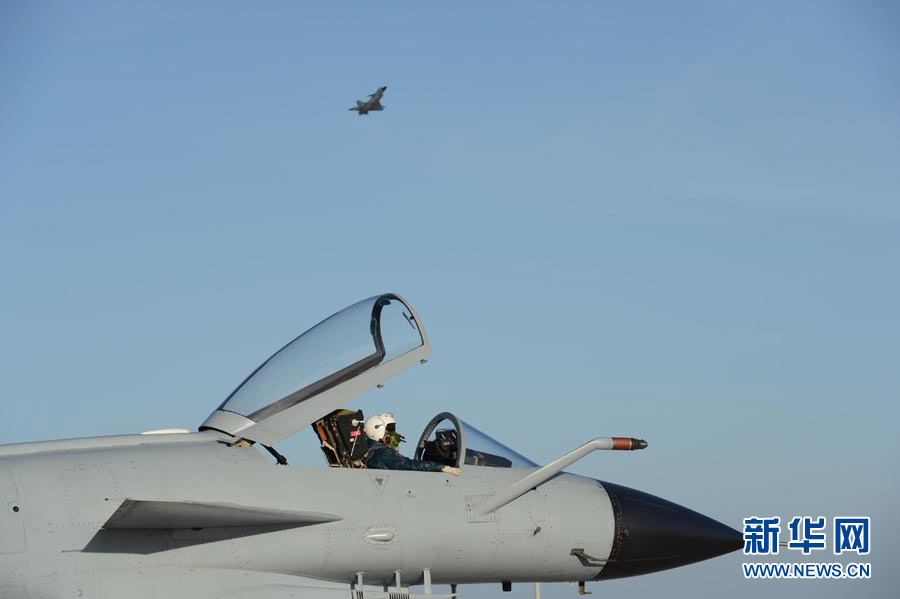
[201,293,535,470]
[311,409,537,470]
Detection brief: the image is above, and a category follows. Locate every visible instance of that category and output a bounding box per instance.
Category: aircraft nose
[595,481,743,580]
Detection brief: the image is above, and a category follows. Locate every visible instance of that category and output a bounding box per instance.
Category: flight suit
[365,440,445,472]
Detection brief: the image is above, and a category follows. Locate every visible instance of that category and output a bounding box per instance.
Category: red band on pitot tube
[612,437,632,450]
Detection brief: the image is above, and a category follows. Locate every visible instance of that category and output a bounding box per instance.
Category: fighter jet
[0,293,742,599]
[350,86,387,114]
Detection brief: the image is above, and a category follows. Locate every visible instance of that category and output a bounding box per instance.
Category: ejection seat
[313,409,369,468]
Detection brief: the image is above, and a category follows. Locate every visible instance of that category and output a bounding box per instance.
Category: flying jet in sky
[0,293,743,598]
[349,86,387,114]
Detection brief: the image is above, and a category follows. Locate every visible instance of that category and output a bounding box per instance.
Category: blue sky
[1,1,898,597]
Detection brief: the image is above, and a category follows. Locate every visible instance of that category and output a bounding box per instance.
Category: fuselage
[0,430,743,598]
[1,431,616,598]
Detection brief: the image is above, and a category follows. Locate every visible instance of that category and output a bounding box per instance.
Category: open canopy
[201,293,430,446]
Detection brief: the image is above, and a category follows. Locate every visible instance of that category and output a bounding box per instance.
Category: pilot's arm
[388,450,444,472]
[367,445,459,474]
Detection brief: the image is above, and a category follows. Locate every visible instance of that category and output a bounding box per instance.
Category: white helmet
[364,413,396,442]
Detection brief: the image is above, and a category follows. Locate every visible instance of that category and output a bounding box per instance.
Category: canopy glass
[218,294,424,422]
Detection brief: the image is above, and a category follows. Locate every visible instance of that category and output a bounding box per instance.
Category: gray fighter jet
[350,86,387,114]
[0,293,742,599]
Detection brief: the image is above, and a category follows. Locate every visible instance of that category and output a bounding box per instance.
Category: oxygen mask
[384,424,405,449]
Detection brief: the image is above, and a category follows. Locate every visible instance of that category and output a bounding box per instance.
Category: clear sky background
[1,1,898,597]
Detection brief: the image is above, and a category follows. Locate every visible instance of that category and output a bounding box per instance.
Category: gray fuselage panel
[0,436,614,598]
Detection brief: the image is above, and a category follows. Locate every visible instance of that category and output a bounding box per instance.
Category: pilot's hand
[442,466,462,476]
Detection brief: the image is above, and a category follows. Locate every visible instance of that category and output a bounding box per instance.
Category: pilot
[364,413,461,475]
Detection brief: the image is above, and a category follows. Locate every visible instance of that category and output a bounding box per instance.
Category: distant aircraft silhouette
[349,86,386,115]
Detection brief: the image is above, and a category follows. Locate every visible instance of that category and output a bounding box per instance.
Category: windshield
[463,420,538,468]
[416,413,538,469]
[218,294,424,421]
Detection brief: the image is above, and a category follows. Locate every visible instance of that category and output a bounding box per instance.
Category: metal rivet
[12,505,20,513]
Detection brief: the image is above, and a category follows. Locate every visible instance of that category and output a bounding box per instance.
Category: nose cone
[596,481,743,580]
